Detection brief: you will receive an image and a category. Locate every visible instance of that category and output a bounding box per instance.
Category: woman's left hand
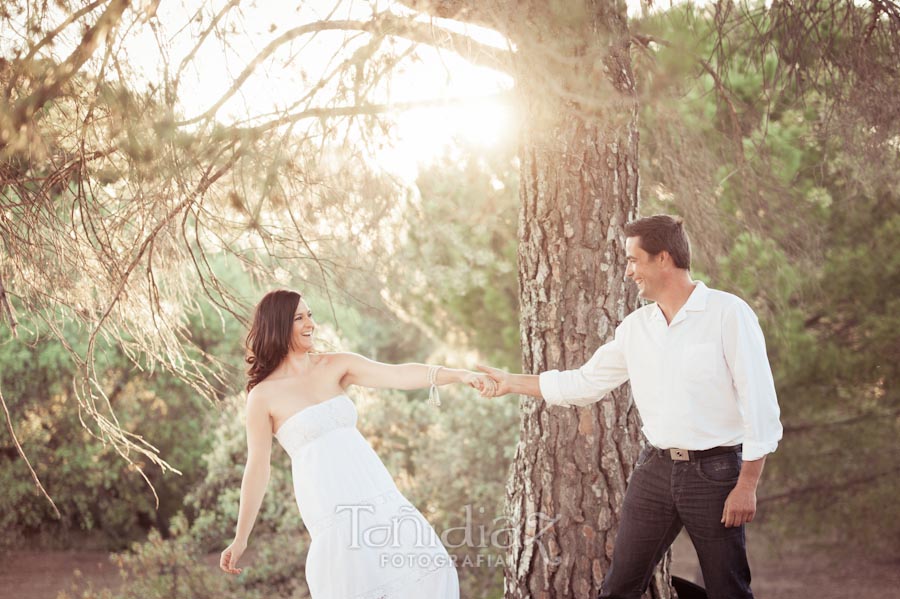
[220,539,247,575]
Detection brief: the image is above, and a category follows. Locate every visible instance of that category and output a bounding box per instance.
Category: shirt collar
[649,281,709,321]
[683,280,710,312]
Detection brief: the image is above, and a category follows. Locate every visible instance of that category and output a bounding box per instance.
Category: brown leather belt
[655,444,742,462]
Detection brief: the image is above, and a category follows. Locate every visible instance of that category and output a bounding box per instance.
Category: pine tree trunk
[504,3,673,598]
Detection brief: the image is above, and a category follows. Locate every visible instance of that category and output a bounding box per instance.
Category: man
[478,215,782,599]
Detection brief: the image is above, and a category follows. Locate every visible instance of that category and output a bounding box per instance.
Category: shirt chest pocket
[681,342,718,381]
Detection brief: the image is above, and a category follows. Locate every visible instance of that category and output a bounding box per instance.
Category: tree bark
[504,2,673,597]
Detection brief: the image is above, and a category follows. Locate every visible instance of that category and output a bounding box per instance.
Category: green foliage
[0,316,185,549]
[58,514,308,599]
[717,232,800,310]
[0,256,254,549]
[390,142,522,371]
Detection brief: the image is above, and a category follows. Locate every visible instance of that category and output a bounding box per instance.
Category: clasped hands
[462,364,509,398]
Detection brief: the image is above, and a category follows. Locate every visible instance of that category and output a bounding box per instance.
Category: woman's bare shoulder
[245,383,273,412]
[311,351,358,366]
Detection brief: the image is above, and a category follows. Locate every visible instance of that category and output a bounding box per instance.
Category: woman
[219,289,493,598]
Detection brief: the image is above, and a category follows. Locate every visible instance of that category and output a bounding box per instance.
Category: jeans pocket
[635,446,654,468]
[695,453,742,484]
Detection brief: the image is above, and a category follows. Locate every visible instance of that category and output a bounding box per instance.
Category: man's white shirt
[538,281,783,461]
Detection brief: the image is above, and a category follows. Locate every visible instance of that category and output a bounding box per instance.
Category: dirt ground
[670,529,900,599]
[2,531,899,599]
[0,549,121,599]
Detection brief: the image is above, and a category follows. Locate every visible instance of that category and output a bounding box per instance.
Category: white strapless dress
[274,394,459,599]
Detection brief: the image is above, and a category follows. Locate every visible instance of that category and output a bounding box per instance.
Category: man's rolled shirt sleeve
[539,325,630,407]
[723,301,783,461]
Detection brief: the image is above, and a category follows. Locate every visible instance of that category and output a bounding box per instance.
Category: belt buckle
[669,448,690,461]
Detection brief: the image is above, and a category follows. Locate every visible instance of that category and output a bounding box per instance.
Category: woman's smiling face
[291,299,316,351]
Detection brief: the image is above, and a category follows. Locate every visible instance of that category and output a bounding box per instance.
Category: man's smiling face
[625,236,664,301]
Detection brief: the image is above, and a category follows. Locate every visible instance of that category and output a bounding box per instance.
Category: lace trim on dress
[276,395,357,453]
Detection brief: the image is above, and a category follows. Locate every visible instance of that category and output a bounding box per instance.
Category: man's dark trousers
[598,446,753,599]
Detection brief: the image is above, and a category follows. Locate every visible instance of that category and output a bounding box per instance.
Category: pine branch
[242,91,514,136]
[0,0,131,155]
[175,12,512,126]
[3,0,111,101]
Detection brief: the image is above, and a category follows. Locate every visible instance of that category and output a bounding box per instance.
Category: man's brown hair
[624,215,691,269]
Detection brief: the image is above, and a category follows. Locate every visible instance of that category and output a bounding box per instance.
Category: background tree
[407,3,652,597]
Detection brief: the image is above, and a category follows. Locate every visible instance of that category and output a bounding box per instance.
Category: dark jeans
[598,446,753,599]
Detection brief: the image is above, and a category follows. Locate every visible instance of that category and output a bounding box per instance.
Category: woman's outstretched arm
[337,352,487,391]
[220,390,273,575]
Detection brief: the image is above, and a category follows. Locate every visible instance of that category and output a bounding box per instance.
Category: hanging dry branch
[0,275,18,338]
[0,382,60,519]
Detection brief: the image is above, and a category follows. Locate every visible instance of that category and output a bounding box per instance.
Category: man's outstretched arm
[476,325,629,405]
[476,365,542,398]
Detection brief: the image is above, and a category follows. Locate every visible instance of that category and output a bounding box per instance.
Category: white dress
[274,394,460,599]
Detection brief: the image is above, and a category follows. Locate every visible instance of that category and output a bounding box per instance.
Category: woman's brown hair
[245,289,302,392]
